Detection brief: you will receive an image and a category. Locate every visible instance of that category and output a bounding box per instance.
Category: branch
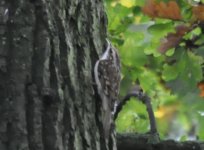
[117,133,204,150]
[114,85,157,134]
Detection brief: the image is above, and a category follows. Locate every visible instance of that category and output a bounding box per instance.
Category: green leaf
[180,51,203,86]
[162,64,180,81]
[106,0,204,140]
[147,22,175,37]
[135,0,145,7]
[119,31,147,67]
[116,99,149,133]
[132,6,141,15]
[165,48,175,56]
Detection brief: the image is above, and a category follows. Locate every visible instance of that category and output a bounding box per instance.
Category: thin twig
[114,87,157,134]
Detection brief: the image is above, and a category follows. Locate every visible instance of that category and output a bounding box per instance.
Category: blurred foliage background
[105,0,204,140]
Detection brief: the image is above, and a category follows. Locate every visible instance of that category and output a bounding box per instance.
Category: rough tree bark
[0,0,116,150]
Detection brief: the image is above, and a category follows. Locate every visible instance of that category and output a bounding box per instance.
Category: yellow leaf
[155,105,178,119]
[155,109,165,118]
[119,0,135,8]
[111,1,117,7]
[134,16,141,23]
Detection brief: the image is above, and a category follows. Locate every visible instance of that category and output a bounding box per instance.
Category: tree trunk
[0,0,116,150]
